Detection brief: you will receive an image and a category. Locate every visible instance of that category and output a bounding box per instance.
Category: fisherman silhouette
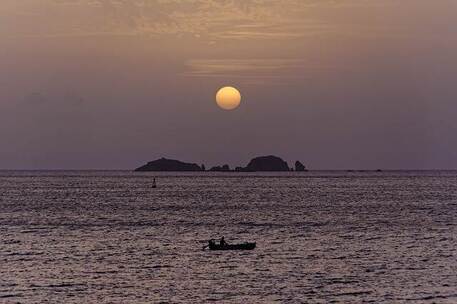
[220,236,227,246]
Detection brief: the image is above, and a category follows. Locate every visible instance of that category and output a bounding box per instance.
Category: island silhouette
[135,155,307,172]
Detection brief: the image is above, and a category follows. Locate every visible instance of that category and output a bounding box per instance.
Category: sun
[216,86,241,110]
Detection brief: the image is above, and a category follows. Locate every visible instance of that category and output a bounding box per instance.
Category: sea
[1,171,456,303]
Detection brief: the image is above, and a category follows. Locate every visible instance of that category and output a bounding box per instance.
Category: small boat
[208,242,256,251]
[152,178,157,188]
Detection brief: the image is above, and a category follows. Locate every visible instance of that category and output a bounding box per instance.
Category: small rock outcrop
[135,158,203,172]
[294,161,307,172]
[209,164,231,172]
[244,155,290,172]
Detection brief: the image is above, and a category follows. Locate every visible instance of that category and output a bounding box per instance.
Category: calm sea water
[1,171,456,303]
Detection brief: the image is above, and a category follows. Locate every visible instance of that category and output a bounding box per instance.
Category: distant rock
[135,158,203,172]
[244,155,290,172]
[209,164,231,172]
[295,161,307,172]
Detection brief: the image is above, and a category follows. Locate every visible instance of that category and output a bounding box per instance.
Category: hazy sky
[1,0,457,169]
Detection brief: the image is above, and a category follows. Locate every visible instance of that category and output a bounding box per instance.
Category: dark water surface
[1,171,456,303]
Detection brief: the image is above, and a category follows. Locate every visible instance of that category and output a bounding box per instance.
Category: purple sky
[1,0,456,169]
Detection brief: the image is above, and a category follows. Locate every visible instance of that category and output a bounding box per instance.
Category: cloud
[181,58,330,84]
[184,58,303,74]
[0,0,332,39]
[3,0,455,41]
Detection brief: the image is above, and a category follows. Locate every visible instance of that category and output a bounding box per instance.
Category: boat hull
[208,242,256,251]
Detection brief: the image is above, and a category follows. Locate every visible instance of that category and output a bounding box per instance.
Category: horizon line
[1,169,456,172]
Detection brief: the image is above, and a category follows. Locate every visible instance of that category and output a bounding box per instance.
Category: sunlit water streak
[1,171,456,303]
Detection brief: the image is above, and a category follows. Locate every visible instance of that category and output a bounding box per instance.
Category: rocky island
[209,164,231,172]
[135,155,307,172]
[135,158,203,171]
[238,155,290,172]
[295,160,307,172]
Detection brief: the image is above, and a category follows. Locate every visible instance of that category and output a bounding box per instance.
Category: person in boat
[220,236,227,246]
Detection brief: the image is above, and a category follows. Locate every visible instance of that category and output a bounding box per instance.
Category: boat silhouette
[205,239,256,251]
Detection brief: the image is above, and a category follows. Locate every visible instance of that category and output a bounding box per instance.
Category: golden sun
[216,86,241,110]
